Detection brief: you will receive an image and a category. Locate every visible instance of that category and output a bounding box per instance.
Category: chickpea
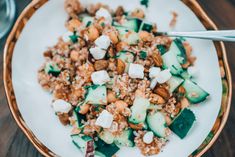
[139,31,152,42]
[79,104,91,114]
[115,100,128,111]
[106,31,119,44]
[107,91,117,103]
[116,41,128,52]
[131,8,145,19]
[70,50,79,61]
[84,26,99,41]
[67,19,82,32]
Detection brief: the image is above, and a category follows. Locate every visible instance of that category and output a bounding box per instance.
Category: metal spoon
[154,30,235,42]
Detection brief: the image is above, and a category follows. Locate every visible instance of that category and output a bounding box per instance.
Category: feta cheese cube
[91,70,110,85]
[128,63,144,79]
[95,35,111,49]
[89,47,106,60]
[143,131,154,144]
[95,110,113,128]
[52,99,72,113]
[95,8,112,24]
[156,69,172,84]
[150,78,158,89]
[149,67,161,78]
[62,31,73,42]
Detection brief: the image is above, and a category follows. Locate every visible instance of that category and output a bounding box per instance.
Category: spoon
[154,30,235,42]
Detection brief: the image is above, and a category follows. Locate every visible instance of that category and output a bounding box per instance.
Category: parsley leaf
[140,0,149,8]
[139,51,147,59]
[69,33,78,43]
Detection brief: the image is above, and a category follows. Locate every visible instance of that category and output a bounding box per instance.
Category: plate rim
[3,0,232,156]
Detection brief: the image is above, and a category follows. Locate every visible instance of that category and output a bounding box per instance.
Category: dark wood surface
[0,0,235,157]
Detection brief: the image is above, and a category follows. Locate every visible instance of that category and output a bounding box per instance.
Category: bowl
[3,0,232,156]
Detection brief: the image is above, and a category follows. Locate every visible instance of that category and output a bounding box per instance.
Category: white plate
[11,0,222,156]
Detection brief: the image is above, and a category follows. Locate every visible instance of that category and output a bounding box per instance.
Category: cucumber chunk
[44,62,60,77]
[169,108,196,139]
[121,31,140,45]
[167,76,184,93]
[146,111,168,138]
[157,45,167,55]
[95,138,120,157]
[99,130,115,144]
[122,18,142,32]
[115,25,129,36]
[170,38,187,64]
[114,129,135,147]
[73,110,86,128]
[129,97,150,124]
[116,51,135,63]
[182,79,209,104]
[71,134,93,151]
[140,21,153,32]
[162,49,183,75]
[180,70,192,79]
[85,85,107,105]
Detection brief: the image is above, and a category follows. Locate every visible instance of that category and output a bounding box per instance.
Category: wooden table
[0,0,234,157]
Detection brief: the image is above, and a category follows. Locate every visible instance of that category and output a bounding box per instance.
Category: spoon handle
[155,30,235,42]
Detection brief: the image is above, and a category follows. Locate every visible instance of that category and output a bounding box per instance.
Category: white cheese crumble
[95,110,114,128]
[89,47,106,60]
[128,63,144,79]
[156,69,172,84]
[52,99,72,113]
[62,31,73,42]
[95,8,112,24]
[150,78,158,89]
[149,67,161,78]
[91,70,110,85]
[143,131,154,144]
[95,35,111,49]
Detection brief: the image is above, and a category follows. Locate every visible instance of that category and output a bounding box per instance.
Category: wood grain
[0,0,234,157]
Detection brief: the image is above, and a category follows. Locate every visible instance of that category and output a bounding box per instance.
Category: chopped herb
[115,92,121,98]
[45,62,60,77]
[139,51,147,59]
[100,22,105,27]
[140,0,149,8]
[86,21,92,27]
[69,33,78,43]
[157,45,167,55]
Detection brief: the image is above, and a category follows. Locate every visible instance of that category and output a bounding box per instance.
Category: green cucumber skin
[172,38,187,64]
[182,79,209,104]
[162,50,183,75]
[114,129,135,147]
[167,76,184,93]
[169,108,196,139]
[129,97,150,124]
[146,112,167,138]
[95,139,120,157]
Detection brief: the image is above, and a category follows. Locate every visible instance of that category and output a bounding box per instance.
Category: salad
[38,0,209,156]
